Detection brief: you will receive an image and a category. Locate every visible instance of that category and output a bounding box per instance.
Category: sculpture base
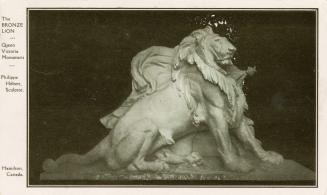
[40,157,315,183]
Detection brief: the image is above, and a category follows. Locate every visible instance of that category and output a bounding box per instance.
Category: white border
[0,0,326,195]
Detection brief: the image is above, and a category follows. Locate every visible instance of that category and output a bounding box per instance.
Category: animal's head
[175,26,236,73]
[198,30,236,67]
[174,26,238,105]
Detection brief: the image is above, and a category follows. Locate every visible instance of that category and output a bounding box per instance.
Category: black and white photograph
[27,9,317,186]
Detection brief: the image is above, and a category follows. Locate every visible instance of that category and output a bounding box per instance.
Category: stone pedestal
[40,157,314,182]
[40,132,315,183]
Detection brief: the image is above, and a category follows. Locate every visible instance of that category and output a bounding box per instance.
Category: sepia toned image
[27,9,317,186]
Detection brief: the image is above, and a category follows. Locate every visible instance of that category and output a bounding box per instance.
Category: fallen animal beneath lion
[42,26,283,175]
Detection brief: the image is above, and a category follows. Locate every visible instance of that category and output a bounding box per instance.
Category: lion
[43,26,283,173]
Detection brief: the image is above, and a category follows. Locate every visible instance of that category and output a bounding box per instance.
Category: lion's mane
[101,26,247,129]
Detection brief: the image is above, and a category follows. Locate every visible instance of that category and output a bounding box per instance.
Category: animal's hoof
[261,151,284,165]
[42,158,58,172]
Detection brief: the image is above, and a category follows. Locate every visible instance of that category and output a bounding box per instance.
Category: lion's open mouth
[215,55,234,66]
[216,56,232,62]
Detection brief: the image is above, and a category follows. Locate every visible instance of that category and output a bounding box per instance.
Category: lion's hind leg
[113,118,169,172]
[43,134,111,172]
[42,154,88,172]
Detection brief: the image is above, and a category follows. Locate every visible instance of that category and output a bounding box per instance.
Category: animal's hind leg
[232,117,283,164]
[114,118,169,172]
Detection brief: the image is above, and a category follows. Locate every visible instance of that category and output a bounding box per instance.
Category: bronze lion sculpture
[43,26,283,173]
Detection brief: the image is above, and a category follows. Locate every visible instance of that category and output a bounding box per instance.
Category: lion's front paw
[185,152,203,167]
[261,151,284,165]
[154,159,170,171]
[225,157,253,172]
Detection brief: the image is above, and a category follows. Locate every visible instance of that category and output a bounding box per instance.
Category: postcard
[0,0,325,194]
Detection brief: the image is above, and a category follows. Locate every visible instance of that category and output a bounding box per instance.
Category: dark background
[28,10,316,184]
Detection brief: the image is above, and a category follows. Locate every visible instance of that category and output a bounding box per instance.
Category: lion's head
[174,26,237,72]
[174,26,239,109]
[198,32,237,68]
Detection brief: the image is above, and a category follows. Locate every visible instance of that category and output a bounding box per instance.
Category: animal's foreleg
[233,117,283,164]
[207,106,252,172]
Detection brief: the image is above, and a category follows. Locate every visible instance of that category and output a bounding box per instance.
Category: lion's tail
[42,134,111,172]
